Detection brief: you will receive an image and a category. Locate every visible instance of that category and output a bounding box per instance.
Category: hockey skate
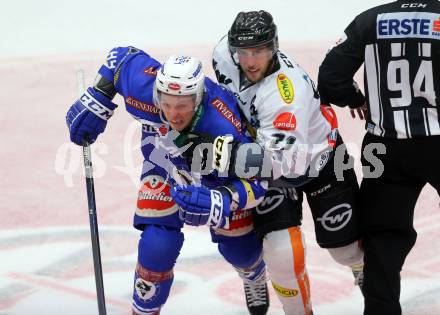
[235,256,269,315]
[243,278,270,315]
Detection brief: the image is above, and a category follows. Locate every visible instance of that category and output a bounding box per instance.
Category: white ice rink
[1,1,439,314]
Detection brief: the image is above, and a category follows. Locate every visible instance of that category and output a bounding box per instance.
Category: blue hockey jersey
[93,46,265,233]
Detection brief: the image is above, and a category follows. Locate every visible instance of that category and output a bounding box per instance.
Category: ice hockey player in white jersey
[206,10,364,314]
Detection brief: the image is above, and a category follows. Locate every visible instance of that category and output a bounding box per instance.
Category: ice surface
[1,1,439,314]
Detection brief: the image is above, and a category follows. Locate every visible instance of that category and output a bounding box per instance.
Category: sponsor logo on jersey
[276,73,294,104]
[136,175,178,217]
[434,17,440,32]
[273,112,296,131]
[255,187,285,215]
[143,67,157,76]
[377,12,440,39]
[216,207,253,236]
[126,96,160,115]
[231,208,252,221]
[272,282,299,297]
[317,203,353,232]
[210,97,242,133]
[228,209,252,229]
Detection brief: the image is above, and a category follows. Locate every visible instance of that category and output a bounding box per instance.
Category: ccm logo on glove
[213,135,233,172]
[80,90,114,120]
[209,190,224,228]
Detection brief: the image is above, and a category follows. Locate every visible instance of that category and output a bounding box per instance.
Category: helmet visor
[230,43,276,65]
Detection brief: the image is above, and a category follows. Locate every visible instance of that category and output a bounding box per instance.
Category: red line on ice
[7,272,128,308]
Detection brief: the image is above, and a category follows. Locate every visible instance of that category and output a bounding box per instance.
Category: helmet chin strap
[158,108,168,125]
[153,88,168,126]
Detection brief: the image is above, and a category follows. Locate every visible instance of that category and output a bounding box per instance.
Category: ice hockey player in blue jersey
[65,47,269,315]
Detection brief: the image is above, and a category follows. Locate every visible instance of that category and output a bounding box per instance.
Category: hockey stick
[77,69,107,315]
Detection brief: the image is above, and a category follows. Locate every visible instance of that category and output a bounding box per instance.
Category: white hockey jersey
[212,36,335,179]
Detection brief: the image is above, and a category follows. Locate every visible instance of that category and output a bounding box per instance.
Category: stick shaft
[78,69,107,315]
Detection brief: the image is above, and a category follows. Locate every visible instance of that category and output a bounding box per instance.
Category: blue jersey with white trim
[93,46,265,229]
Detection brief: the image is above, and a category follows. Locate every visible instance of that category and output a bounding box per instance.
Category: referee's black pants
[360,133,440,315]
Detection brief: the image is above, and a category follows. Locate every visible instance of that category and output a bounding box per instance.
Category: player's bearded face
[237,46,273,82]
[159,93,197,131]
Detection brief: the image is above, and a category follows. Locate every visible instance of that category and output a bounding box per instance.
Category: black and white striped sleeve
[318,18,367,108]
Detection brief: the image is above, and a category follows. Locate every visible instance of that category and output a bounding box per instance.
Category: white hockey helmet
[154,55,205,110]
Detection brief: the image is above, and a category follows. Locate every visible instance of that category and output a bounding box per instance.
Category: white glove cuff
[212,135,234,173]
